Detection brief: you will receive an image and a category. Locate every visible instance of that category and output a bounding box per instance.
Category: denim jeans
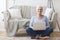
[26,27,53,37]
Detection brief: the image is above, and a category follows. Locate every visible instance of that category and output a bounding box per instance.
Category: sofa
[3,6,59,37]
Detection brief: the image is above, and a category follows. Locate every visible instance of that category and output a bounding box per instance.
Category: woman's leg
[26,28,37,37]
[41,27,53,37]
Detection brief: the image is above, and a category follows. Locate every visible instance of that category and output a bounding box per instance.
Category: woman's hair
[36,5,45,15]
[36,5,43,11]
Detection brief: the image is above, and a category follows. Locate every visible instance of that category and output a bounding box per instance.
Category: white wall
[8,0,47,8]
[52,0,60,27]
[14,0,47,6]
[0,0,6,31]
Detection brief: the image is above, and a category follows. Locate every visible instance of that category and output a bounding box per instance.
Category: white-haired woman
[26,6,53,39]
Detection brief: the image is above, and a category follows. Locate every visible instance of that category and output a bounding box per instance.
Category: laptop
[33,22,46,30]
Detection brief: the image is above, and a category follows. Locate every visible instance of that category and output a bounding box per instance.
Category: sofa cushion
[8,8,22,19]
[44,8,53,20]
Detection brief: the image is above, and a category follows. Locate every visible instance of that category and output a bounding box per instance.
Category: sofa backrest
[21,6,36,19]
[8,6,46,19]
[21,6,46,19]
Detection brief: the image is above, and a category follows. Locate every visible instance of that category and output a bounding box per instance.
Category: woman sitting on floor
[26,6,53,40]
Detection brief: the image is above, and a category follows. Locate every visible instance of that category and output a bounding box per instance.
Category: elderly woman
[26,6,53,39]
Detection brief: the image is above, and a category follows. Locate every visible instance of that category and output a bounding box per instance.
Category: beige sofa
[3,6,59,36]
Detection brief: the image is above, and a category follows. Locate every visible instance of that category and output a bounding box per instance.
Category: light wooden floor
[0,31,60,40]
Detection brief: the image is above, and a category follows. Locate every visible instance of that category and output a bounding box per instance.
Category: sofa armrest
[3,10,11,32]
[51,12,57,22]
[3,10,11,21]
[49,12,57,29]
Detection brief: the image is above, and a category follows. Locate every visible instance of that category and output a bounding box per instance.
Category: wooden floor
[0,31,60,40]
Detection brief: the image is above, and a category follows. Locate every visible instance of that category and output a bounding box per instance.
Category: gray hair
[36,5,44,11]
[36,5,44,15]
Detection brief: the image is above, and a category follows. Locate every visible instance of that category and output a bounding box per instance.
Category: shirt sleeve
[45,16,50,28]
[29,17,34,28]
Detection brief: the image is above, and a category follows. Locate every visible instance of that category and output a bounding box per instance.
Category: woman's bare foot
[39,36,50,40]
[44,38,49,40]
[43,36,50,39]
[44,36,49,40]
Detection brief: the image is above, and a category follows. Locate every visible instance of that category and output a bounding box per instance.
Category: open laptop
[33,22,46,30]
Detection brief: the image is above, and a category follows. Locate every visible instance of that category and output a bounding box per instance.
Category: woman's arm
[45,16,50,28]
[29,17,34,28]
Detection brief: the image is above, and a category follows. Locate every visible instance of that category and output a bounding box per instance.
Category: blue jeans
[26,27,53,37]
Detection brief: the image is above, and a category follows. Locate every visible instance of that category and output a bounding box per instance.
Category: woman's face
[37,7,43,15]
